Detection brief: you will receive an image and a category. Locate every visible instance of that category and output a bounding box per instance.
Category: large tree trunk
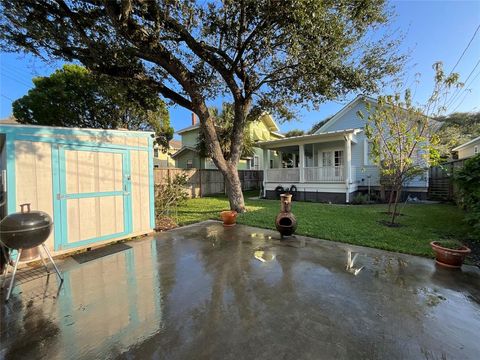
[224,164,246,213]
[193,101,247,212]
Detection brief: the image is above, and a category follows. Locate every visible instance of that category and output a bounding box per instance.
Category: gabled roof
[0,116,19,124]
[177,124,200,135]
[315,95,376,134]
[170,146,199,159]
[259,113,280,132]
[452,135,480,151]
[315,94,437,134]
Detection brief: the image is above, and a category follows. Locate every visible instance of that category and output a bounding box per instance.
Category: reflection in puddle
[254,250,276,263]
[346,250,364,276]
[250,233,272,240]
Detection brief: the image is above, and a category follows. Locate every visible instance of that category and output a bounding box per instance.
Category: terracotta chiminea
[275,194,297,238]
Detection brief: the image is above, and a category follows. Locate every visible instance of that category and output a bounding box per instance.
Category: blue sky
[1,0,479,139]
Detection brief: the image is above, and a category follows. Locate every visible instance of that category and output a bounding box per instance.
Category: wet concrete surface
[1,221,480,360]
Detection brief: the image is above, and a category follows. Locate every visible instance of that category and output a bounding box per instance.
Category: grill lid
[0,211,53,233]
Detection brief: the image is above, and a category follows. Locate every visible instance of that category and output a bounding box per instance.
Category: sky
[0,0,479,139]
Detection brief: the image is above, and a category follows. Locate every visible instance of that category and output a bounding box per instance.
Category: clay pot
[220,210,237,227]
[430,241,471,269]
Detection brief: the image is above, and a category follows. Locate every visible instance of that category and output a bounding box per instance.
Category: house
[452,135,480,160]
[153,139,181,168]
[172,113,284,170]
[257,95,429,203]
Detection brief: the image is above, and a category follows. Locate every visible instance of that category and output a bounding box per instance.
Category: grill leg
[39,250,50,274]
[41,244,63,282]
[5,249,22,302]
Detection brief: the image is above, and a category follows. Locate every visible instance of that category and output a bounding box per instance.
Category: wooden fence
[428,159,465,201]
[154,168,263,198]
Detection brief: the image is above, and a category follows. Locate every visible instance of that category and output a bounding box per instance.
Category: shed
[0,124,155,255]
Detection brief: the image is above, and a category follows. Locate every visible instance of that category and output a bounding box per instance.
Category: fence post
[199,168,202,198]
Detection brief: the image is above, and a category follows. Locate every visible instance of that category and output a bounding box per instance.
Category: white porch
[258,129,366,202]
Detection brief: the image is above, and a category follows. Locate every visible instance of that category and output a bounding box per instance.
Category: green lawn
[175,192,473,258]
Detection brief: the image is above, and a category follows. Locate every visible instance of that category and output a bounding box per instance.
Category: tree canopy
[0,0,404,211]
[12,64,173,149]
[284,129,305,138]
[435,112,480,158]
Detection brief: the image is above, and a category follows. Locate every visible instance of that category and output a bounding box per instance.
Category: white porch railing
[266,168,300,182]
[304,166,344,182]
[266,166,348,183]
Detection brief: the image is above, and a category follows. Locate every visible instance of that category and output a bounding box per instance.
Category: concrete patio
[1,221,479,359]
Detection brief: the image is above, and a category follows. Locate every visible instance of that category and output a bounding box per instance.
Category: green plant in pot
[430,240,471,269]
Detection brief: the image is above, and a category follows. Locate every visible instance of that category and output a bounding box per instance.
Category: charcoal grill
[0,203,63,301]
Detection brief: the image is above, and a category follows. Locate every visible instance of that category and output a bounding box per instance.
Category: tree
[12,64,173,149]
[359,62,460,225]
[308,116,333,134]
[0,0,404,212]
[454,154,480,237]
[197,103,255,160]
[435,112,480,159]
[284,129,305,138]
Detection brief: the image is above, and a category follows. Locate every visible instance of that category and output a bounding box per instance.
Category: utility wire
[451,69,480,112]
[1,94,13,101]
[446,58,480,109]
[448,24,480,75]
[0,71,32,87]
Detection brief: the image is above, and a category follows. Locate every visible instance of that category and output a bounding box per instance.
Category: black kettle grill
[0,203,63,302]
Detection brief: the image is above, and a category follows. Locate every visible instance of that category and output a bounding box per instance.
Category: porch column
[344,135,352,202]
[299,144,305,183]
[262,148,269,196]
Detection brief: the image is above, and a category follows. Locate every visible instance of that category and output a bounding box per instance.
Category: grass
[174,192,473,258]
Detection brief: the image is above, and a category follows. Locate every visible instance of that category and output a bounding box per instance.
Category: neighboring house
[452,135,480,160]
[257,95,429,203]
[153,139,182,168]
[172,113,283,170]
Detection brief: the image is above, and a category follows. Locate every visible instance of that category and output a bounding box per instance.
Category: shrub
[434,239,465,250]
[351,193,369,205]
[454,154,480,237]
[155,173,189,217]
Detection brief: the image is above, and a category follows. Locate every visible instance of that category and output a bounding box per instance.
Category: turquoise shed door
[54,145,132,250]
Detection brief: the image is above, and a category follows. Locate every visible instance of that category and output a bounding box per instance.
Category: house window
[270,159,274,168]
[154,148,159,158]
[334,150,344,167]
[186,159,193,169]
[475,145,478,155]
[250,155,259,170]
[322,152,333,167]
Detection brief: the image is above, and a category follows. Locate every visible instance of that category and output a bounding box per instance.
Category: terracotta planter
[430,241,471,269]
[220,210,237,227]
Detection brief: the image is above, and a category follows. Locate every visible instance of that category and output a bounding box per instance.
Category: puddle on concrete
[1,222,479,360]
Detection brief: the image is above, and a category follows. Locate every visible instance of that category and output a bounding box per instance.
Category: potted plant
[220,210,237,227]
[430,240,471,269]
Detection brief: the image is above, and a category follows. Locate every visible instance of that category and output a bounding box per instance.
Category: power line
[448,24,480,75]
[0,71,32,87]
[446,58,480,109]
[451,69,480,112]
[1,94,13,101]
